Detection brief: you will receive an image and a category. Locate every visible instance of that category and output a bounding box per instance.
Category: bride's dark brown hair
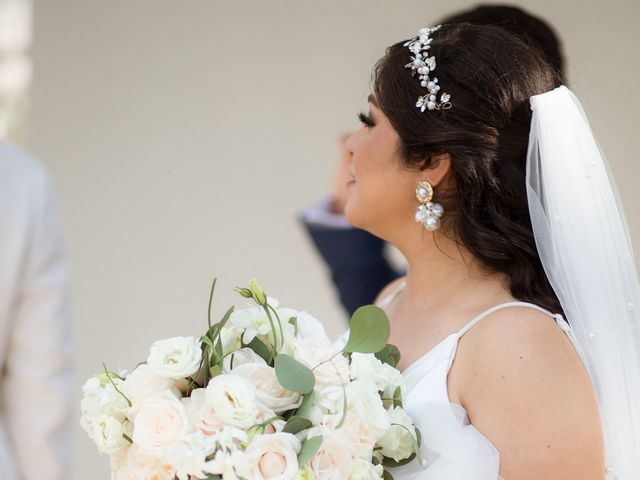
[373,23,563,314]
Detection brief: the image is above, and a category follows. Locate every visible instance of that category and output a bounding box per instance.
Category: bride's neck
[394,231,505,311]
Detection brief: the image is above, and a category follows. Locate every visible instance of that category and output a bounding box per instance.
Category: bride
[341,23,640,479]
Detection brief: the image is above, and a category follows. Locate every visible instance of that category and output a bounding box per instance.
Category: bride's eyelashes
[358,112,376,128]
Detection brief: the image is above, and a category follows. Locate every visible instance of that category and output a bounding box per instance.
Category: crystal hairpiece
[404,25,452,112]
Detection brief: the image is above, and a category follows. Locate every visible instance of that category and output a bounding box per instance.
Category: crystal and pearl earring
[414,180,444,231]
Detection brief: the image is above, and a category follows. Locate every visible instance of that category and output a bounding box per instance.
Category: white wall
[28,1,639,478]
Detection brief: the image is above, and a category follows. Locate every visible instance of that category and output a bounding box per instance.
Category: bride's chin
[344,201,361,227]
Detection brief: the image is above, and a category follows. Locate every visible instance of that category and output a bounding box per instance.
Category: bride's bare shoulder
[454,306,604,479]
[373,276,407,306]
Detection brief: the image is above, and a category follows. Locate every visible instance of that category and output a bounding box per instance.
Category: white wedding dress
[376,281,582,480]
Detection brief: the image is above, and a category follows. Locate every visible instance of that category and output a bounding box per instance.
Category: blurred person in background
[300,4,566,317]
[0,140,73,480]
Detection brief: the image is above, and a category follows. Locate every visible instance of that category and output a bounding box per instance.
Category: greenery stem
[102,363,132,408]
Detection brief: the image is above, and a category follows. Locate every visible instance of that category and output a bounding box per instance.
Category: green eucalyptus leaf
[296,390,316,419]
[246,337,273,365]
[343,305,390,354]
[375,343,401,367]
[382,454,416,468]
[274,354,315,394]
[282,416,312,434]
[297,435,322,465]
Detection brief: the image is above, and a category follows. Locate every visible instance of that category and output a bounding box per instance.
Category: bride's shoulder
[373,275,407,306]
[458,305,581,378]
[454,306,604,478]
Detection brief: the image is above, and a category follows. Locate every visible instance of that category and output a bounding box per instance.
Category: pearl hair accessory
[404,25,452,112]
[415,180,444,231]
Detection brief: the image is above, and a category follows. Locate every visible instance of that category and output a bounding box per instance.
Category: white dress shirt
[0,142,73,480]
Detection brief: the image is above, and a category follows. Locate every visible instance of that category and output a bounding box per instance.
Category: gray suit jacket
[0,142,73,480]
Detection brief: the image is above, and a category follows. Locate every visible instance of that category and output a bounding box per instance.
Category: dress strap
[376,280,407,308]
[456,301,559,338]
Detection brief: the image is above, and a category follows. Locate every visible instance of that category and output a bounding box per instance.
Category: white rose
[350,458,384,480]
[349,353,387,390]
[344,379,390,441]
[239,432,301,480]
[305,426,354,480]
[120,365,178,420]
[166,431,218,480]
[132,390,190,454]
[147,336,202,380]
[204,447,246,480]
[231,362,301,413]
[91,413,131,455]
[222,347,267,372]
[206,374,259,428]
[294,338,350,389]
[276,308,329,353]
[304,385,344,425]
[81,374,128,420]
[377,406,417,462]
[182,388,223,434]
[349,354,406,403]
[379,363,406,400]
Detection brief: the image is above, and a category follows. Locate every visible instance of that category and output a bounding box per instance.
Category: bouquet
[81,279,421,480]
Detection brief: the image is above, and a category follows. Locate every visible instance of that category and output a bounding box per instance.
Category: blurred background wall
[16,0,640,477]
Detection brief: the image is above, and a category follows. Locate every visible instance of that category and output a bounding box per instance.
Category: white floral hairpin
[404,25,452,112]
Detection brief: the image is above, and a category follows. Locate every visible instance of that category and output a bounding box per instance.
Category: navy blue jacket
[300,218,403,317]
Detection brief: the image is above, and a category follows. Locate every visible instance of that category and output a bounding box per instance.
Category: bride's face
[343,96,419,240]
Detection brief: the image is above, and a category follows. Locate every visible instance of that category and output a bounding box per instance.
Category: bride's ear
[418,152,452,187]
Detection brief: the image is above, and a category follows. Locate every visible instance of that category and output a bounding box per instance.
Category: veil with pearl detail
[525,85,640,478]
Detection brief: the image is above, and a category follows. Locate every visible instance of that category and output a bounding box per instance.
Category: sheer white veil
[526,85,640,478]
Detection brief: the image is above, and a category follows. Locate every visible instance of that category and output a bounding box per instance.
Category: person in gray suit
[0,141,73,480]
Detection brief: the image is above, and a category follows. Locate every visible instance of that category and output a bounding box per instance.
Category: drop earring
[415,180,444,231]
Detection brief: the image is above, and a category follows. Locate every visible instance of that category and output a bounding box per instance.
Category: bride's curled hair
[373,23,563,314]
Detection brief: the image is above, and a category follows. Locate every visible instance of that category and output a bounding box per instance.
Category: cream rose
[377,406,417,462]
[147,336,202,380]
[231,362,301,413]
[205,374,259,428]
[182,388,223,434]
[306,426,354,480]
[240,432,301,480]
[120,365,177,419]
[114,444,175,480]
[293,338,350,388]
[326,408,377,460]
[132,391,190,454]
[322,378,389,459]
